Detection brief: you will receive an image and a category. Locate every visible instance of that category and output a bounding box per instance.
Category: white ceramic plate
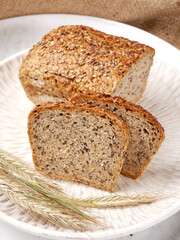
[0,14,180,240]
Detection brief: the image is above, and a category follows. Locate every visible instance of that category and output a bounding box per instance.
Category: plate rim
[0,14,180,239]
[0,198,179,240]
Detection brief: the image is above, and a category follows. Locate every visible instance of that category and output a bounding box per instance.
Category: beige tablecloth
[0,0,180,48]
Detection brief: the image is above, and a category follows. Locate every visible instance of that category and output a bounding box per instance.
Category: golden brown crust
[19,25,155,103]
[70,93,165,179]
[28,101,130,191]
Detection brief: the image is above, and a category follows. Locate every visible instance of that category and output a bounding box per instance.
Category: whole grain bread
[28,102,129,191]
[19,25,155,105]
[70,94,165,179]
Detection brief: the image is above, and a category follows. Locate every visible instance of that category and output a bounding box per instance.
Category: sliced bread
[28,102,129,191]
[19,25,155,105]
[70,94,165,179]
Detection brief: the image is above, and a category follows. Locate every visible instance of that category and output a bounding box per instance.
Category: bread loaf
[28,102,129,191]
[19,25,155,105]
[70,94,165,179]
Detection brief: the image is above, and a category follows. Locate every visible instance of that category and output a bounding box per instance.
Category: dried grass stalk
[74,192,166,208]
[0,168,96,231]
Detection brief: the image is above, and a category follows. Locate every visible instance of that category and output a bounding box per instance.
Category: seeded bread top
[19,25,155,99]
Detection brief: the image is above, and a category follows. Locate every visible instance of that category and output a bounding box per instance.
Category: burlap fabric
[0,0,180,48]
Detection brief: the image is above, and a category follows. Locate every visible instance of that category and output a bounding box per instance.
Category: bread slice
[19,25,155,105]
[28,102,129,191]
[70,94,165,179]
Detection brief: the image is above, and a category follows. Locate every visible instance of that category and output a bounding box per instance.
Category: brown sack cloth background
[0,0,180,49]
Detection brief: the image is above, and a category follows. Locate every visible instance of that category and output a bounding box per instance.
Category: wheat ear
[0,150,93,219]
[0,168,98,230]
[0,150,62,194]
[74,192,166,208]
[0,150,168,217]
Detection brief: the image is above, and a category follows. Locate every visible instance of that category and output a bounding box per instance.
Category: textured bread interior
[70,95,165,179]
[112,52,154,103]
[28,104,129,191]
[114,107,164,178]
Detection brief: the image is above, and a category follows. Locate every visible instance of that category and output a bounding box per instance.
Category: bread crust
[19,25,155,104]
[70,93,165,178]
[28,102,130,191]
